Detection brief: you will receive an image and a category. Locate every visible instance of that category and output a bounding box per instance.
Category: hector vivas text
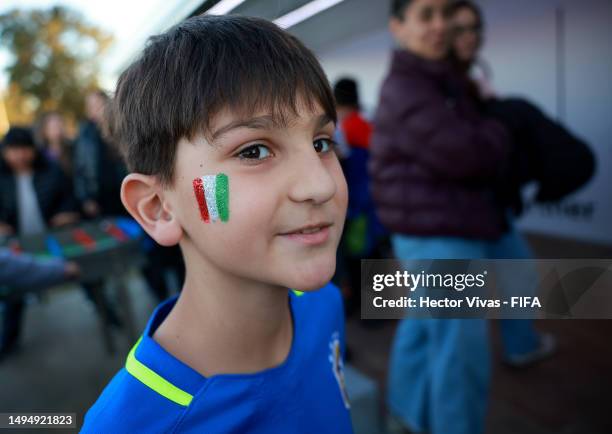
[370,270,542,310]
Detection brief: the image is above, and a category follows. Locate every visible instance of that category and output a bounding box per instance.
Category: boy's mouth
[279,222,333,246]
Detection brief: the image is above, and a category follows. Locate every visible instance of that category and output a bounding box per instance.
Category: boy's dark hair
[333,78,359,109]
[107,15,336,186]
[1,126,35,149]
[390,0,414,19]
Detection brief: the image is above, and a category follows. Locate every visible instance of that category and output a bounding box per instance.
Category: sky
[0,0,200,91]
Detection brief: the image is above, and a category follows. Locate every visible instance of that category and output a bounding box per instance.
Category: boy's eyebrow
[211,113,334,142]
[315,113,335,130]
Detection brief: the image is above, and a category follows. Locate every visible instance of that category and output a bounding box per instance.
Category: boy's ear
[121,174,182,246]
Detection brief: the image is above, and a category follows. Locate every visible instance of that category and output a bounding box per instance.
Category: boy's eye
[237,144,271,160]
[314,138,335,153]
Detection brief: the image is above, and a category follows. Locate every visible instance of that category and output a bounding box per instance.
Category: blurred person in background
[450,0,595,366]
[449,0,556,367]
[0,248,79,361]
[74,90,127,218]
[75,90,184,301]
[0,126,80,358]
[0,127,79,237]
[450,0,594,216]
[370,0,511,433]
[333,77,387,316]
[35,111,75,176]
[448,1,494,100]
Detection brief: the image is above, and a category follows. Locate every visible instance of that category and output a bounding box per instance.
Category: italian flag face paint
[192,173,229,223]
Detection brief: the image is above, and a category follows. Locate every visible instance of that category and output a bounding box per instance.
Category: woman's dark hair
[449,0,484,31]
[107,14,336,186]
[449,0,485,66]
[34,111,64,147]
[390,0,414,19]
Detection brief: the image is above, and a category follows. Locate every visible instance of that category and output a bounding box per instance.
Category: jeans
[388,225,539,434]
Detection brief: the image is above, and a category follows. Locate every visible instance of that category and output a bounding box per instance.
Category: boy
[81,14,352,434]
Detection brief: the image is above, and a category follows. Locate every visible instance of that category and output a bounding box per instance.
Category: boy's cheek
[183,173,262,232]
[199,173,229,222]
[335,172,349,217]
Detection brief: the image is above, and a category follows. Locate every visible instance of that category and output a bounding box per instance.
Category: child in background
[82,15,352,433]
[333,78,387,316]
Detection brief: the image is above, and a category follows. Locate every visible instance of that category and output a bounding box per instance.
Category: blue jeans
[388,227,539,434]
[490,227,540,358]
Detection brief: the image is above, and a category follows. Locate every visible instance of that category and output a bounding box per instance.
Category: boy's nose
[287,147,337,206]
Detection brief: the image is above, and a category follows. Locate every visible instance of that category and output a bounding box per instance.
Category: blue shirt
[81,283,353,433]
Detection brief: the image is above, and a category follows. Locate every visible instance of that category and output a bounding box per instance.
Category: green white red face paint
[193,173,229,223]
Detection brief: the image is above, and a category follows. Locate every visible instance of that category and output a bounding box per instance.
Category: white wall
[299,0,612,244]
[318,29,393,117]
[479,0,612,244]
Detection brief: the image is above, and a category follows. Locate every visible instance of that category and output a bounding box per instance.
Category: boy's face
[390,0,451,61]
[167,100,348,292]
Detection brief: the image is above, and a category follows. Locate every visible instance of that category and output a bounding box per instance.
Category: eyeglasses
[452,24,482,36]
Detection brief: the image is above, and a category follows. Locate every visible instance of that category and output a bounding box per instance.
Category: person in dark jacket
[74,90,127,218]
[0,127,79,235]
[371,1,511,434]
[0,126,81,357]
[73,91,184,301]
[450,0,595,214]
[449,0,558,368]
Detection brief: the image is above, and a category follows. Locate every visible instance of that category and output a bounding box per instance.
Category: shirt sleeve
[0,248,66,289]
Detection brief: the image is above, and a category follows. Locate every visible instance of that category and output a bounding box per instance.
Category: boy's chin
[285,259,337,292]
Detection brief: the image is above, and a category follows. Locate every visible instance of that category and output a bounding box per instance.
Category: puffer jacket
[370,49,510,240]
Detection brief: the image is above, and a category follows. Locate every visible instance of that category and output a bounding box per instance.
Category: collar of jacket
[390,49,453,78]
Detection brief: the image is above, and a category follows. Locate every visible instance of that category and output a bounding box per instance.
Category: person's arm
[0,249,79,289]
[486,97,596,201]
[375,75,510,181]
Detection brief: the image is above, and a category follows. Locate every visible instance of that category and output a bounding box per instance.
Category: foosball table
[1,218,146,353]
